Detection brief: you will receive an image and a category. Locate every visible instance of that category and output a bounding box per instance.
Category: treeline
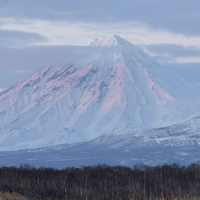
[0,163,200,199]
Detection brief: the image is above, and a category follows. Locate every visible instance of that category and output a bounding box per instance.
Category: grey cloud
[0,45,75,89]
[0,29,46,47]
[1,0,200,36]
[0,69,30,90]
[0,45,113,89]
[163,62,200,86]
[0,29,45,40]
[146,44,200,62]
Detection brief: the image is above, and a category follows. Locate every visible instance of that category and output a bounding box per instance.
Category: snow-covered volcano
[0,35,200,151]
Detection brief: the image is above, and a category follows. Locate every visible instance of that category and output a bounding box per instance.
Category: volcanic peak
[89,34,134,47]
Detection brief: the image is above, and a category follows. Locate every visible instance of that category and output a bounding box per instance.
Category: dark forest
[0,163,200,200]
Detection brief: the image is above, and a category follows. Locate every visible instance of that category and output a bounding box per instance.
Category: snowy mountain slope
[1,115,200,168]
[0,34,200,151]
[90,115,200,149]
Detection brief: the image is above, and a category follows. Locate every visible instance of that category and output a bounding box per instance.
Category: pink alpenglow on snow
[144,68,175,105]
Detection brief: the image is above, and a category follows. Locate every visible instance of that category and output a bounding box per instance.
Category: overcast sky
[1,0,200,91]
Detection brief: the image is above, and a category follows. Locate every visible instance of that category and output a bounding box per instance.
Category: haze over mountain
[0,35,200,154]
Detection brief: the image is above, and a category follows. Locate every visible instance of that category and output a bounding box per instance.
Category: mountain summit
[0,35,199,151]
[89,34,133,47]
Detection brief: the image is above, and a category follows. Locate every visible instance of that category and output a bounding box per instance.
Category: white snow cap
[89,34,133,47]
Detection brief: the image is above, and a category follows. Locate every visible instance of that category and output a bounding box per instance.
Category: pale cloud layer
[1,18,200,48]
[1,17,200,64]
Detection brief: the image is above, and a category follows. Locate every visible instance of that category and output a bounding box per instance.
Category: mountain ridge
[1,113,200,167]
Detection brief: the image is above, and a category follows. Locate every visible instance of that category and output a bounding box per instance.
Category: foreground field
[0,163,200,200]
[1,192,200,200]
[0,192,27,200]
